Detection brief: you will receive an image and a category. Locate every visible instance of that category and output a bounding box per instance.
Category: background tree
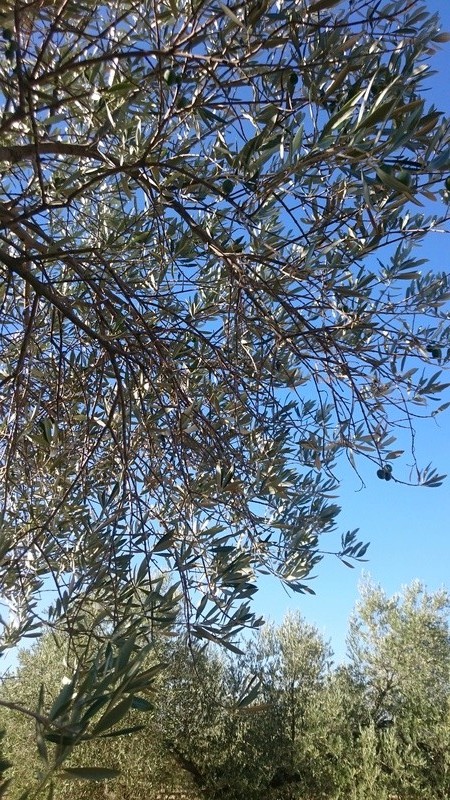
[154,639,268,800]
[157,614,336,800]
[347,579,450,800]
[242,612,333,797]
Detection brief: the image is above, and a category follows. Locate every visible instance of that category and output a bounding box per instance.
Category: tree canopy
[0,0,449,693]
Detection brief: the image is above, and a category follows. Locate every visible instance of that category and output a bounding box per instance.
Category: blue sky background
[254,0,450,662]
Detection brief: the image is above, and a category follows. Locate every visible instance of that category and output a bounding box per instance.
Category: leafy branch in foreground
[0,0,449,709]
[0,615,169,799]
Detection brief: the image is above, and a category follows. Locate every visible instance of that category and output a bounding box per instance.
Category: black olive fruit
[222,179,234,195]
[163,69,178,86]
[377,464,393,481]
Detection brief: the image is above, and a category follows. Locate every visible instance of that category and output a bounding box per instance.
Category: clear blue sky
[254,0,450,663]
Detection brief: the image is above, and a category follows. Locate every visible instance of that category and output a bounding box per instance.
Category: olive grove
[2,582,449,800]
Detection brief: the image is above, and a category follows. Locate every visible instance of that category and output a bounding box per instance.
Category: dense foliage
[1,0,450,649]
[2,580,449,800]
[0,0,450,789]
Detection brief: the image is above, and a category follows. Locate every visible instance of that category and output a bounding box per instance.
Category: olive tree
[1,0,450,648]
[0,0,450,789]
[347,579,450,799]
